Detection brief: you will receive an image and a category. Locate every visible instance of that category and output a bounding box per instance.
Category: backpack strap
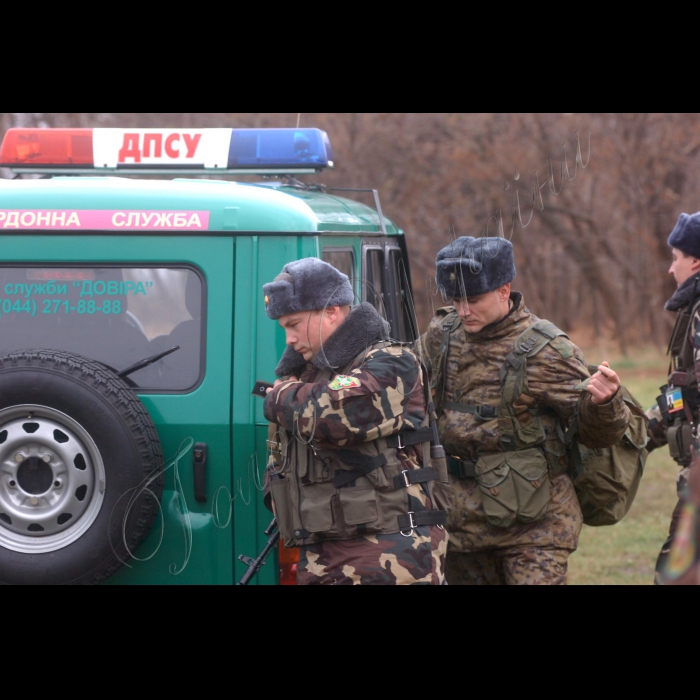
[499,321,566,400]
[442,402,498,421]
[427,307,461,416]
[498,320,569,451]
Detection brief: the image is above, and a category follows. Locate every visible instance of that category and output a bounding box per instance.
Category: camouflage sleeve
[263,345,425,446]
[527,340,631,449]
[645,403,668,452]
[577,389,631,449]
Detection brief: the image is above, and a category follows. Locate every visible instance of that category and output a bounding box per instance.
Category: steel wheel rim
[0,405,106,554]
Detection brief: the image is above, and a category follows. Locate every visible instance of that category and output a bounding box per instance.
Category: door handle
[193,442,208,503]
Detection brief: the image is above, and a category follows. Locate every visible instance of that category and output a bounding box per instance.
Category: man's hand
[266,376,299,394]
[586,362,620,405]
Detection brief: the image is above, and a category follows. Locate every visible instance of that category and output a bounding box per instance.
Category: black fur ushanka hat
[668,213,700,260]
[435,236,516,298]
[263,258,355,320]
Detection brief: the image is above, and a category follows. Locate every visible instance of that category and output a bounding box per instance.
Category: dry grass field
[566,341,678,585]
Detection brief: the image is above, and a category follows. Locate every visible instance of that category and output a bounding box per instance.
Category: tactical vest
[267,342,450,548]
[659,297,700,466]
[429,307,647,528]
[430,308,567,528]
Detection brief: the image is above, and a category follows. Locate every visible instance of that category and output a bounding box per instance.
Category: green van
[0,126,417,584]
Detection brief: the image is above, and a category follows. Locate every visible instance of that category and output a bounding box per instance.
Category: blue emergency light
[228,129,333,170]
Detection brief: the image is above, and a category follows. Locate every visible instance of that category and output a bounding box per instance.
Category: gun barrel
[236,519,280,585]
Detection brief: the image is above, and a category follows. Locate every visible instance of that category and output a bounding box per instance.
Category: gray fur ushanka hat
[668,212,700,260]
[436,236,516,298]
[263,258,354,320]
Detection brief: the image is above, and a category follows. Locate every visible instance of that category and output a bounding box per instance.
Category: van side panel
[0,235,235,585]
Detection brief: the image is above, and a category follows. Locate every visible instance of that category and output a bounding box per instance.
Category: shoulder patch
[329,375,361,391]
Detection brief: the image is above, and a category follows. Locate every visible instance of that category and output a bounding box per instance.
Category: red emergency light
[0,128,94,167]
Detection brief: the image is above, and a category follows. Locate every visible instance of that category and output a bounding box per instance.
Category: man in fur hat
[421,236,631,585]
[262,258,449,585]
[646,212,700,584]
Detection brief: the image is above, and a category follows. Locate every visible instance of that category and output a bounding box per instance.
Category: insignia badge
[329,375,361,391]
[666,387,684,414]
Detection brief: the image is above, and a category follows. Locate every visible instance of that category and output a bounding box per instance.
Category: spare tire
[0,350,164,585]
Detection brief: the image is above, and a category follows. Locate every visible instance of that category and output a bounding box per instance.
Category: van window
[362,244,416,343]
[387,248,417,342]
[322,248,355,285]
[364,248,384,311]
[0,266,204,392]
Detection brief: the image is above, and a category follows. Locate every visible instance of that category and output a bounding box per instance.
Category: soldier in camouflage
[646,212,700,584]
[262,258,449,585]
[421,236,631,585]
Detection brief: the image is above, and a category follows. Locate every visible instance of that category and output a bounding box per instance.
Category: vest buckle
[400,511,416,537]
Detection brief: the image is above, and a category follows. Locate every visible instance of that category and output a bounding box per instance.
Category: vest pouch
[338,488,379,529]
[269,475,299,546]
[543,435,568,477]
[510,411,546,447]
[299,483,336,533]
[305,448,334,484]
[475,448,551,529]
[668,422,693,465]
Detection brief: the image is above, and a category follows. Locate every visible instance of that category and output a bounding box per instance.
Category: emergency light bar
[0,127,334,175]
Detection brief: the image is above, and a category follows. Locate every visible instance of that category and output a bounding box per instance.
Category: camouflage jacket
[263,303,445,552]
[647,274,700,454]
[421,292,631,552]
[265,342,425,447]
[265,307,426,450]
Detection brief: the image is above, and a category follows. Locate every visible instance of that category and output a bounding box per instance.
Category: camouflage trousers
[297,525,448,585]
[654,467,690,585]
[445,546,571,585]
